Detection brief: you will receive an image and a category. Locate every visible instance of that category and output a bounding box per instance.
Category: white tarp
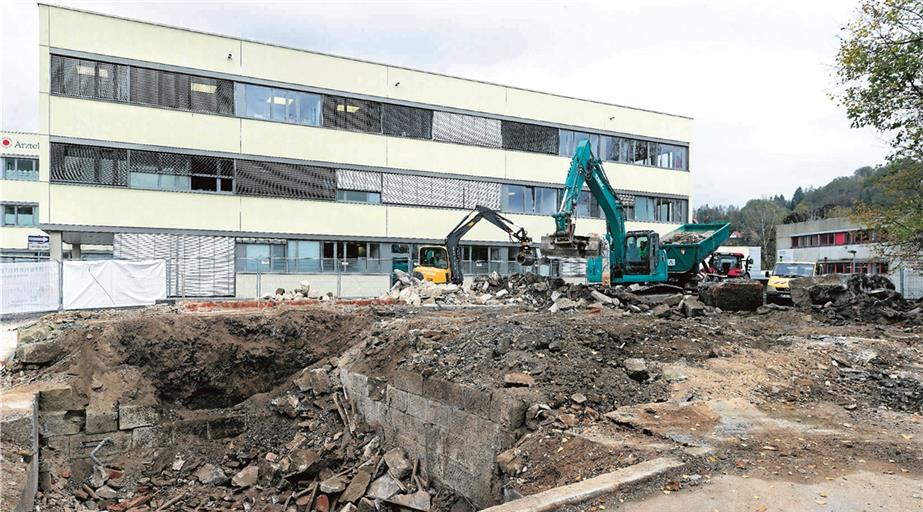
[63,259,167,310]
[1,261,60,315]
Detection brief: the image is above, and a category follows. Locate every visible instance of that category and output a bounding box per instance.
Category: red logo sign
[0,138,10,147]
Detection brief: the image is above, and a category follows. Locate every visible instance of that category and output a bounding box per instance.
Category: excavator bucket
[540,233,601,259]
[516,244,536,266]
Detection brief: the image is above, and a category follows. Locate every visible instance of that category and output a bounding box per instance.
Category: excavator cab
[415,245,452,284]
[624,231,660,275]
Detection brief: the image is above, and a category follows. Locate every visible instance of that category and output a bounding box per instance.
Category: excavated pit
[6,299,923,512]
[93,311,362,409]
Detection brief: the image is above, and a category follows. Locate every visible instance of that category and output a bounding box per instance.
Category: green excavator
[542,140,730,287]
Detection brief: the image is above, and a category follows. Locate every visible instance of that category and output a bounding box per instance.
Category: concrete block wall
[341,368,531,507]
[0,389,39,512]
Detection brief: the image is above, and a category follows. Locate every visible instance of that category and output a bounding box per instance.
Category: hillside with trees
[693,162,907,266]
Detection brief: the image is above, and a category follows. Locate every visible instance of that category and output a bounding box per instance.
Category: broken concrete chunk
[680,296,706,318]
[570,393,587,405]
[623,358,649,381]
[591,290,612,304]
[496,448,525,475]
[340,504,359,512]
[503,372,536,387]
[651,304,672,318]
[341,468,372,503]
[195,463,228,486]
[386,490,432,511]
[289,448,321,474]
[232,465,259,487]
[366,474,401,500]
[118,404,160,430]
[18,322,53,344]
[383,447,412,480]
[95,485,118,500]
[16,340,65,365]
[320,475,347,493]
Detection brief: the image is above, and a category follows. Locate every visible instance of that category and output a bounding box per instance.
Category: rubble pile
[262,281,335,302]
[39,363,451,512]
[791,273,921,324]
[697,279,764,311]
[384,270,719,319]
[661,231,711,244]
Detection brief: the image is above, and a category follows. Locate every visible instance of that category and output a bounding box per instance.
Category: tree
[852,159,923,267]
[790,186,805,209]
[834,0,923,160]
[738,199,789,267]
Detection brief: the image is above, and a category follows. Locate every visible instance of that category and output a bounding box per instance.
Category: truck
[765,261,819,303]
[542,140,730,287]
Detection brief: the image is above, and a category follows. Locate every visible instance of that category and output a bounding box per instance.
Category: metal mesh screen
[381,173,466,208]
[501,120,559,155]
[322,96,382,133]
[432,111,502,148]
[236,160,336,200]
[463,180,502,210]
[336,169,382,192]
[616,193,636,207]
[128,150,234,177]
[113,233,234,297]
[382,104,433,139]
[50,143,128,186]
[50,55,128,102]
[130,66,233,115]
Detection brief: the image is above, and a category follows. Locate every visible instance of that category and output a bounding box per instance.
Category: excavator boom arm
[549,140,628,271]
[444,206,534,284]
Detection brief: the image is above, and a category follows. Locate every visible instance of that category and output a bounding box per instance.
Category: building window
[632,196,656,221]
[236,243,286,272]
[51,55,129,102]
[502,184,534,213]
[235,84,322,126]
[432,111,502,148]
[3,158,39,181]
[534,187,559,215]
[2,204,37,226]
[501,121,559,155]
[128,151,234,193]
[287,240,322,272]
[559,130,600,157]
[50,143,129,186]
[129,66,233,114]
[382,104,433,139]
[236,160,335,200]
[323,96,382,133]
[336,190,381,203]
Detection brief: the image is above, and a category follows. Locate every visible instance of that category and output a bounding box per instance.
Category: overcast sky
[0,0,892,206]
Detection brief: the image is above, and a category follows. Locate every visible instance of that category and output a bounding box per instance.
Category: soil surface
[4,300,922,511]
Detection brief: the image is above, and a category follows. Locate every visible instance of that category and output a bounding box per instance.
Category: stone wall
[340,368,532,508]
[35,384,248,484]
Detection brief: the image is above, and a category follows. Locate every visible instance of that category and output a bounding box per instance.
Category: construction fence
[1,259,167,316]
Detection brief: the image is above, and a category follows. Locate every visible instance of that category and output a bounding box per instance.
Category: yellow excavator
[413,205,535,284]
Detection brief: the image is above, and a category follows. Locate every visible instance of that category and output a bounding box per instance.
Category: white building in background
[776,217,923,299]
[3,4,696,297]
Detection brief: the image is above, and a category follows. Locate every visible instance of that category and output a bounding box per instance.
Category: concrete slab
[479,457,684,512]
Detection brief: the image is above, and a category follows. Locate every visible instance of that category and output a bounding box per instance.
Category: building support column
[70,243,82,260]
[49,232,63,262]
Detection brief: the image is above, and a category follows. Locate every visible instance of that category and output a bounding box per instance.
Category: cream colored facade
[32,4,694,294]
[0,131,47,254]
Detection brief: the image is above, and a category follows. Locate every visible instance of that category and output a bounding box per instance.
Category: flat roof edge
[39,3,694,121]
